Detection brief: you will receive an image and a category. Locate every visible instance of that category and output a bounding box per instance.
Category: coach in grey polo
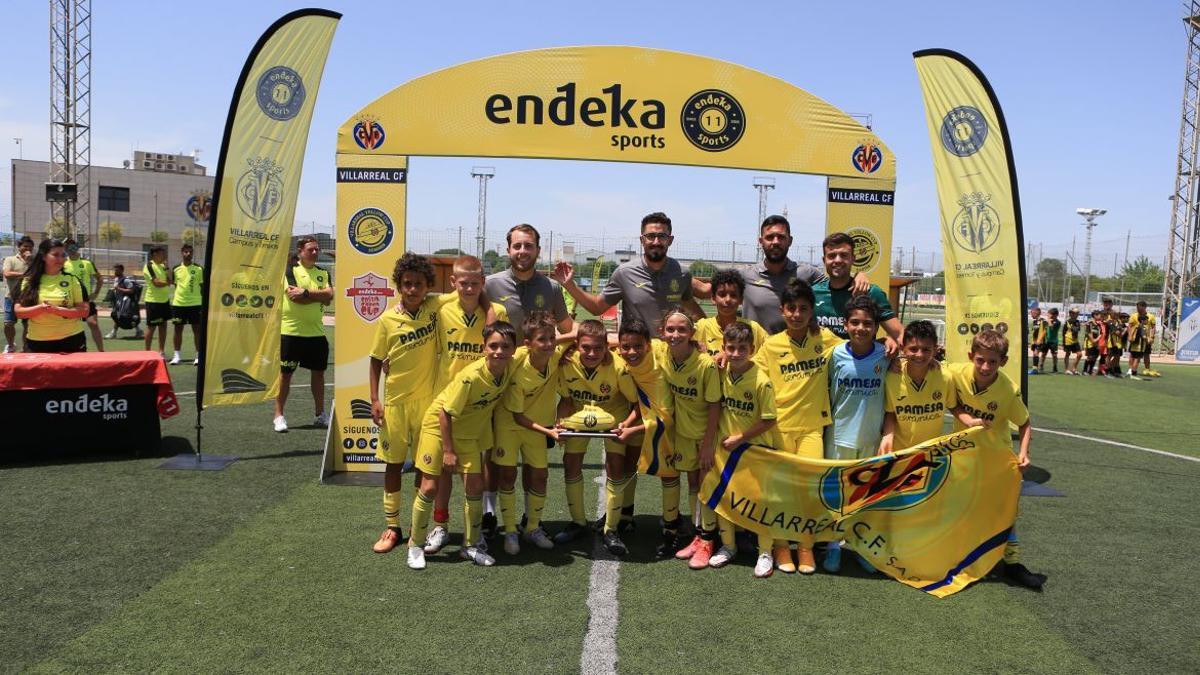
[486,224,572,339]
[556,212,704,335]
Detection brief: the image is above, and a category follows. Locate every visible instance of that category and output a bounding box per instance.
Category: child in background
[716,321,780,577]
[754,278,837,575]
[1042,308,1061,373]
[693,269,768,358]
[1083,310,1103,376]
[822,294,889,574]
[659,310,724,569]
[949,329,1047,590]
[1027,306,1047,375]
[1105,310,1125,378]
[1062,308,1082,375]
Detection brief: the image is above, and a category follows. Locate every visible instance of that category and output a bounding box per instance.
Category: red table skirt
[0,351,180,418]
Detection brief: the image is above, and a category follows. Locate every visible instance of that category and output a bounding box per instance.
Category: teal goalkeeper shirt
[813,280,896,340]
[825,341,889,454]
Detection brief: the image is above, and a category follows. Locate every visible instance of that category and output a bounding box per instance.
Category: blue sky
[0,1,1182,273]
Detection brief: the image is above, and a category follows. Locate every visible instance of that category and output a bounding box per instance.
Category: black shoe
[1002,562,1047,590]
[482,512,498,540]
[519,513,528,533]
[655,518,683,559]
[618,505,635,533]
[602,531,628,557]
[553,521,588,545]
[594,514,607,533]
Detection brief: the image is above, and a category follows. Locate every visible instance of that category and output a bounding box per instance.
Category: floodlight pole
[1078,208,1106,307]
[471,167,495,261]
[752,177,775,262]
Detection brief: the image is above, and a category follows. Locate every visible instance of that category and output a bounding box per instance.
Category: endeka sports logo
[45,393,130,420]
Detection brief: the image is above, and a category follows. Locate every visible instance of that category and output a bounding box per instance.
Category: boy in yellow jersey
[554,319,639,556]
[753,278,837,575]
[63,239,104,351]
[1027,306,1047,374]
[693,269,768,358]
[1127,302,1156,378]
[168,244,203,365]
[714,321,779,577]
[407,321,518,569]
[274,236,333,432]
[424,255,508,555]
[495,312,565,554]
[880,320,957,455]
[948,329,1047,590]
[368,253,441,555]
[142,246,172,355]
[659,310,724,570]
[616,318,684,558]
[1062,308,1083,375]
[1083,310,1103,376]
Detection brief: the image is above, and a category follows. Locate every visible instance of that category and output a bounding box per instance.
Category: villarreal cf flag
[700,427,1020,597]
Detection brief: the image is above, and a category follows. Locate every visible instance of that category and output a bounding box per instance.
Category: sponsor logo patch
[256,66,306,121]
[345,272,396,322]
[347,207,394,255]
[680,89,745,152]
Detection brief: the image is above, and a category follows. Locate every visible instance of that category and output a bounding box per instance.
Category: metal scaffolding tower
[752,176,775,262]
[471,166,495,260]
[49,0,92,245]
[1164,4,1200,352]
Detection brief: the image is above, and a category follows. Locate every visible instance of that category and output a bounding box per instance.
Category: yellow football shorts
[375,396,432,465]
[778,429,824,459]
[563,435,625,456]
[670,432,701,473]
[414,428,484,475]
[493,423,549,470]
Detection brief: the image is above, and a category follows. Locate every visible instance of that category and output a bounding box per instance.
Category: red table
[0,351,179,456]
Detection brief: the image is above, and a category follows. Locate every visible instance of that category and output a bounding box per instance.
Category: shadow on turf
[0,435,182,467]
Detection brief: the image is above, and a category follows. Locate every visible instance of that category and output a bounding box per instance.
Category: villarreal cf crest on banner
[700,427,1020,597]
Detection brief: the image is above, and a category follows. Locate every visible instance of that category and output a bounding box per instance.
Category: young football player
[425,256,508,555]
[754,278,837,575]
[616,319,683,558]
[949,329,1046,590]
[1083,310,1103,376]
[495,311,566,553]
[1027,306,1047,375]
[1127,302,1155,378]
[881,320,957,454]
[822,294,889,574]
[1062,308,1082,375]
[369,253,441,555]
[555,319,640,555]
[1042,307,1061,373]
[659,309,724,569]
[693,269,768,358]
[1105,311,1126,378]
[715,321,779,576]
[407,321,518,569]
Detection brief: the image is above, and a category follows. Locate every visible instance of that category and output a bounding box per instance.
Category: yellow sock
[622,473,638,510]
[604,477,624,534]
[1004,539,1021,564]
[464,495,483,546]
[718,516,737,551]
[700,502,718,534]
[498,488,517,534]
[526,488,546,531]
[661,476,680,524]
[565,475,586,525]
[409,492,433,546]
[383,490,402,529]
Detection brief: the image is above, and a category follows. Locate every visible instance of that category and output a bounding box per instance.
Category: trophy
[558,404,619,439]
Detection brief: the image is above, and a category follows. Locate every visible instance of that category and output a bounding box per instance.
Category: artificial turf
[2,330,1198,672]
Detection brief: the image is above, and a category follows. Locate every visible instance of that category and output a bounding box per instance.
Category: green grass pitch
[2,328,1198,672]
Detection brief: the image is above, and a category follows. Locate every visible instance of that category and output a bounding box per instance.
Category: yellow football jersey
[948,362,1029,451]
[718,364,779,447]
[370,297,442,403]
[501,344,567,427]
[754,328,838,433]
[622,342,672,425]
[423,356,513,442]
[437,300,508,387]
[661,347,722,441]
[557,351,638,421]
[693,316,768,358]
[885,362,957,450]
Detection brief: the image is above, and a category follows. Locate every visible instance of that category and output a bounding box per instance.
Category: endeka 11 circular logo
[347,207,394,255]
[256,66,306,121]
[680,89,745,152]
[940,106,988,157]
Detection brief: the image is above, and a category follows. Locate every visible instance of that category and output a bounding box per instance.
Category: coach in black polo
[486,224,573,339]
[693,214,870,334]
[555,212,704,335]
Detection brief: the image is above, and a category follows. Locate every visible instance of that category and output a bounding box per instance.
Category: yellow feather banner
[700,426,1019,597]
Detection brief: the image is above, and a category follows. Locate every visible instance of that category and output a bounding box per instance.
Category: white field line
[174,382,335,397]
[580,473,619,675]
[1033,426,1200,464]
